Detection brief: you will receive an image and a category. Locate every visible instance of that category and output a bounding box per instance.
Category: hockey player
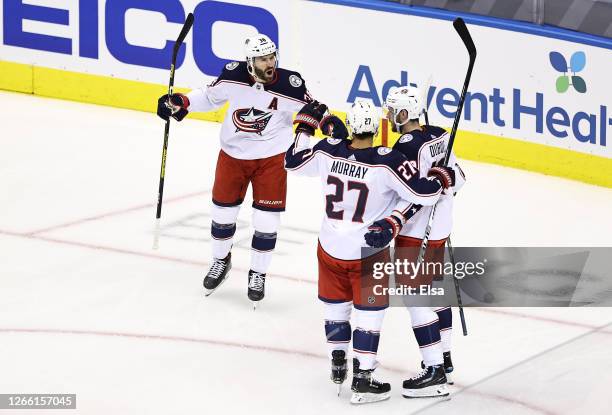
[384,86,466,398]
[156,34,313,305]
[285,100,455,404]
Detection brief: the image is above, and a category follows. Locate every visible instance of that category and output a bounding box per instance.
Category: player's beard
[390,120,398,133]
[254,66,275,83]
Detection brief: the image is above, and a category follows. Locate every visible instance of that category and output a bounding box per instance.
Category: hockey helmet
[384,86,423,126]
[244,34,278,76]
[346,100,380,136]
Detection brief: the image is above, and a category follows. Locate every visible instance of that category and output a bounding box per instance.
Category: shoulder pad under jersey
[313,137,351,156]
[213,61,252,86]
[265,68,311,103]
[371,146,409,169]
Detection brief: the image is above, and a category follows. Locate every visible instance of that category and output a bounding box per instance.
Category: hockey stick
[420,74,433,126]
[420,76,468,336]
[153,13,195,250]
[416,18,476,334]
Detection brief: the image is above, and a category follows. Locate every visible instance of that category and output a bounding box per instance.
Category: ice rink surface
[1,91,611,414]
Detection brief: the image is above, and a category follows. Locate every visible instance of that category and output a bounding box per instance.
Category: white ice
[1,91,611,415]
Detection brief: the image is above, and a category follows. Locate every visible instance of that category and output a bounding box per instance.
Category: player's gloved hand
[320,115,349,140]
[294,101,328,135]
[428,166,455,190]
[364,212,406,248]
[157,93,190,122]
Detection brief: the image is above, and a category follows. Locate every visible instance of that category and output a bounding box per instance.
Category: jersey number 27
[325,175,369,223]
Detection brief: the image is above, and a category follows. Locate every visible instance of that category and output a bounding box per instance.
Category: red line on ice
[0,327,557,415]
[25,190,210,236]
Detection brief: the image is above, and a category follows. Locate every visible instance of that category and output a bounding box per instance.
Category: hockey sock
[250,230,277,272]
[250,210,280,273]
[324,301,352,358]
[211,221,235,259]
[435,306,453,352]
[353,308,385,370]
[408,307,443,367]
[210,205,240,259]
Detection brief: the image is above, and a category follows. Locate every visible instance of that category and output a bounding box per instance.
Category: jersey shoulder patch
[215,61,251,85]
[225,61,240,71]
[289,74,303,87]
[267,68,308,102]
[370,146,407,168]
[425,125,448,140]
[393,130,428,161]
[313,138,349,156]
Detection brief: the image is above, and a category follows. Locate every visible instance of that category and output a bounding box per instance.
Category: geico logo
[2,0,278,76]
[348,65,610,147]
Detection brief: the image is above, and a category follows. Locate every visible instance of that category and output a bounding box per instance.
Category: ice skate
[331,350,348,396]
[421,351,454,384]
[248,270,266,308]
[402,365,449,398]
[350,359,391,404]
[203,253,232,296]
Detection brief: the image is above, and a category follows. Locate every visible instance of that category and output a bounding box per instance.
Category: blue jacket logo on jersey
[232,107,273,135]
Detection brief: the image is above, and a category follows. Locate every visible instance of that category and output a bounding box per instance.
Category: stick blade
[453,18,476,58]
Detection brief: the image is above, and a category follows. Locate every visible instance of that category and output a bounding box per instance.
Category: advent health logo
[549,51,587,94]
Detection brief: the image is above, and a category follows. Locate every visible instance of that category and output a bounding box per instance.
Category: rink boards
[0,0,611,187]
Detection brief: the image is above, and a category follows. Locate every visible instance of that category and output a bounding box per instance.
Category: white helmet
[244,34,277,76]
[346,100,380,136]
[384,86,423,127]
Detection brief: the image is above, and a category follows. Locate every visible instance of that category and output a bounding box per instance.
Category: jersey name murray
[329,160,368,179]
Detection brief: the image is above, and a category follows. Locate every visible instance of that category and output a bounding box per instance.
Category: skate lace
[208,259,227,279]
[410,368,429,381]
[249,272,265,291]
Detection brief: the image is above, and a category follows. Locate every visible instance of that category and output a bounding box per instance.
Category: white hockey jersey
[187,61,312,160]
[392,126,467,240]
[285,134,445,260]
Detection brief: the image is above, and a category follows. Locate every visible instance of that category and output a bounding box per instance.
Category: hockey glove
[157,93,190,122]
[364,212,406,248]
[320,115,349,140]
[428,166,455,190]
[294,101,328,135]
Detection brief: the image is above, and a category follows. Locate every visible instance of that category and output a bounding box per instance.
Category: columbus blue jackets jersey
[187,61,312,160]
[285,134,444,260]
[392,125,466,240]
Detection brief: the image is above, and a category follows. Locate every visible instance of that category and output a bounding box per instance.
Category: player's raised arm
[284,101,329,176]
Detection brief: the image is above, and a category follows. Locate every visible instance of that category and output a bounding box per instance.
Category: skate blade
[402,383,449,399]
[445,372,454,385]
[336,383,342,397]
[350,391,390,404]
[252,301,258,310]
